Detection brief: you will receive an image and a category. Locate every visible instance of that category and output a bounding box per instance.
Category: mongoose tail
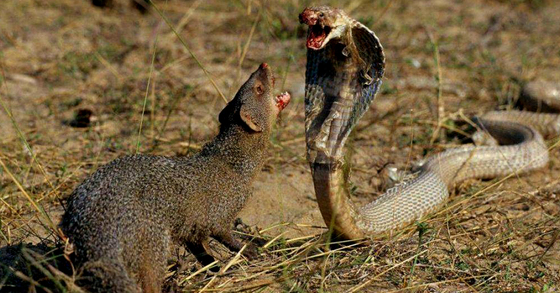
[60,63,290,292]
[77,258,139,293]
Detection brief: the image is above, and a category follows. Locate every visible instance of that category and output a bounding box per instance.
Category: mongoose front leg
[213,231,258,260]
[184,240,218,272]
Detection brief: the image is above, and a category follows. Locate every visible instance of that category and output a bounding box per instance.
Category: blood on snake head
[299,6,350,50]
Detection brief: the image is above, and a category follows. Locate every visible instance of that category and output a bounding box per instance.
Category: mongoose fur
[59,63,291,293]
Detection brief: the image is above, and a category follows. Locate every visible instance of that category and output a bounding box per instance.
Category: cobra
[300,6,560,240]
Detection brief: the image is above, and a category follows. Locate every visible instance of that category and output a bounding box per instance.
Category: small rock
[520,81,560,112]
[64,108,94,128]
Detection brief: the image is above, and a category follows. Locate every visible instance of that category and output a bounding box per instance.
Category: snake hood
[300,6,385,165]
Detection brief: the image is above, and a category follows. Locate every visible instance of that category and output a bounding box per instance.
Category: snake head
[299,6,349,50]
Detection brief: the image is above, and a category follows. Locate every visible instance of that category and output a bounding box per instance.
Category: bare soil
[1,0,559,292]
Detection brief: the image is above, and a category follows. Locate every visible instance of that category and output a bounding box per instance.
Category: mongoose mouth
[275,92,291,112]
[259,63,290,113]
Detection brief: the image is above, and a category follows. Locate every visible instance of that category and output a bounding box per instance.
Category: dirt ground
[1,0,559,292]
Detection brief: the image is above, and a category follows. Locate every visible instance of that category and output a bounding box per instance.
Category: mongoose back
[60,63,291,293]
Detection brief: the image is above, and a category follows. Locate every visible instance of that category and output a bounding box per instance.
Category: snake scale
[299,6,560,240]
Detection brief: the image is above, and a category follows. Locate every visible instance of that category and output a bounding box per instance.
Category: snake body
[300,6,560,240]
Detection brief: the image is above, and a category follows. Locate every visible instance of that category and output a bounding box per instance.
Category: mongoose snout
[60,64,290,292]
[260,62,291,114]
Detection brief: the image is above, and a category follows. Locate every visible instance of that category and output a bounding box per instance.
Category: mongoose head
[299,6,350,50]
[219,63,290,133]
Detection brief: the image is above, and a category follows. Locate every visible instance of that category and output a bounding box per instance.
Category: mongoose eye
[256,85,264,95]
[319,12,324,18]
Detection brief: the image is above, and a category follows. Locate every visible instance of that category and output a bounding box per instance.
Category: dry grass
[1,0,559,292]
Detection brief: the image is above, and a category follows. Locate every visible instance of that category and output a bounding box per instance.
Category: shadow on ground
[0,242,77,292]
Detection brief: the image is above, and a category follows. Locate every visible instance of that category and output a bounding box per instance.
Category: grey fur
[60,64,285,293]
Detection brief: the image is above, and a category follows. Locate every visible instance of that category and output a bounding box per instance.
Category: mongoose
[59,63,291,293]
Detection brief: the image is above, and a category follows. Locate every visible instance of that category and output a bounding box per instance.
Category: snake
[299,6,560,240]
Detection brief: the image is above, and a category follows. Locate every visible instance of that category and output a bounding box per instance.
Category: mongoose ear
[240,107,262,132]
